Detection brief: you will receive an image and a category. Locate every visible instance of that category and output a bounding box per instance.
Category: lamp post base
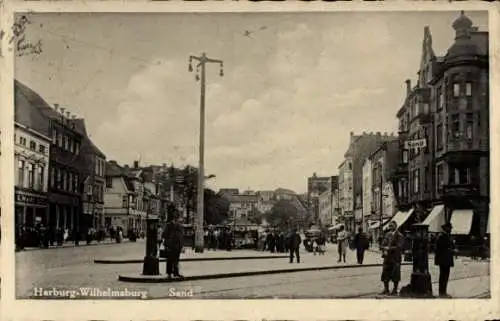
[194,245,204,253]
[399,271,434,298]
[142,256,160,276]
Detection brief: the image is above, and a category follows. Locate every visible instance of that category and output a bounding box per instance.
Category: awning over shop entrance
[384,209,414,231]
[422,205,445,233]
[368,219,390,230]
[450,209,474,235]
[329,223,344,231]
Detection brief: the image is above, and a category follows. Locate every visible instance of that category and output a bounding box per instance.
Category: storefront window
[17,160,25,187]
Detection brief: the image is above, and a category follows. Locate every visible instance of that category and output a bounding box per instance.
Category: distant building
[338,131,397,231]
[74,119,106,230]
[307,173,336,221]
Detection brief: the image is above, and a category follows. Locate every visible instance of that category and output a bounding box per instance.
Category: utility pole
[379,164,384,246]
[188,52,224,253]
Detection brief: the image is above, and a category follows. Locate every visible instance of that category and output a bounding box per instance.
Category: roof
[226,194,259,203]
[275,188,296,195]
[15,80,61,120]
[14,80,52,137]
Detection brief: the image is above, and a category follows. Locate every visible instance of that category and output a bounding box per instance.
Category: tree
[265,199,299,230]
[204,189,229,225]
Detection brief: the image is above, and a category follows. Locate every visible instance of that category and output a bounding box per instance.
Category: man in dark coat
[162,216,185,279]
[380,221,404,295]
[434,222,455,298]
[354,227,369,264]
[289,228,302,263]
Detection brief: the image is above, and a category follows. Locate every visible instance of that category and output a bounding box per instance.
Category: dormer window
[453,83,460,97]
[466,82,472,96]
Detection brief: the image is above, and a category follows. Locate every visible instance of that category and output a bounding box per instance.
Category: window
[64,136,69,150]
[424,166,429,192]
[437,86,444,109]
[57,133,63,148]
[413,169,420,194]
[74,175,79,193]
[402,150,409,164]
[19,136,27,146]
[39,144,46,154]
[413,103,418,118]
[453,83,460,97]
[69,172,73,192]
[17,160,25,187]
[37,165,44,190]
[451,167,470,185]
[56,168,62,189]
[52,129,57,145]
[348,162,352,170]
[75,142,80,155]
[50,167,55,188]
[27,163,35,189]
[29,141,36,150]
[436,164,444,193]
[106,177,113,188]
[451,114,460,137]
[423,103,429,114]
[122,195,128,208]
[466,82,472,97]
[466,113,474,139]
[69,140,74,153]
[62,170,68,191]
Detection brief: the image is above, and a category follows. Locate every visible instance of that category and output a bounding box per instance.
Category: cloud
[92,18,411,192]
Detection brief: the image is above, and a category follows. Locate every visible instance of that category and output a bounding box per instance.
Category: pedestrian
[337,225,349,263]
[316,234,326,255]
[289,228,301,263]
[354,227,369,264]
[434,222,455,298]
[380,221,404,296]
[162,215,185,279]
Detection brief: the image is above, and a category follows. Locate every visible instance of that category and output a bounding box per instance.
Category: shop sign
[15,192,47,206]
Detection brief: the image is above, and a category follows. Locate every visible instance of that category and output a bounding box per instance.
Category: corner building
[394,12,489,246]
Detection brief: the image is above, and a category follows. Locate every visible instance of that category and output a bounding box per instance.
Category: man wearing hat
[434,222,455,298]
[380,221,404,295]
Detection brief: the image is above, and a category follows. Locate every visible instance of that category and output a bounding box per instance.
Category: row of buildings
[13,79,178,236]
[218,188,308,226]
[308,11,490,244]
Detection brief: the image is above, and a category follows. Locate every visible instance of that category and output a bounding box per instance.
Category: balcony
[442,183,480,198]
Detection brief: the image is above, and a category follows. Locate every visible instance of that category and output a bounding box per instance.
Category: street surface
[16,242,490,299]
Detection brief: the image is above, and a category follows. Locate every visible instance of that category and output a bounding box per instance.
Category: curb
[18,240,139,252]
[118,262,412,283]
[95,255,288,264]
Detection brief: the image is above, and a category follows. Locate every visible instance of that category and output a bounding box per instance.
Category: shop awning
[422,205,445,233]
[368,219,390,230]
[329,223,344,231]
[450,209,474,235]
[384,209,414,231]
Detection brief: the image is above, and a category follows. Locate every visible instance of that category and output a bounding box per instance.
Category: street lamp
[188,52,224,253]
[142,192,160,275]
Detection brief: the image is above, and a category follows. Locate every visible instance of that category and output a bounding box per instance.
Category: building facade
[75,119,106,231]
[13,123,51,227]
[307,173,332,221]
[394,12,489,244]
[15,81,85,233]
[362,158,372,228]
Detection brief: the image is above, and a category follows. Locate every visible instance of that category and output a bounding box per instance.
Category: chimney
[362,131,367,135]
[376,131,381,136]
[405,79,411,95]
[60,107,65,115]
[71,115,76,120]
[350,131,354,137]
[54,103,59,111]
[133,160,139,169]
[66,111,71,118]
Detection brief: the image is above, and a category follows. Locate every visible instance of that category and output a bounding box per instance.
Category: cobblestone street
[16,242,490,299]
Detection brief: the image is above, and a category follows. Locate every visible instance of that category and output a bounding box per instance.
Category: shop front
[15,188,48,228]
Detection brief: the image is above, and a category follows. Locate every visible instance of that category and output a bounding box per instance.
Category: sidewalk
[118,249,398,283]
[18,238,137,252]
[96,248,288,264]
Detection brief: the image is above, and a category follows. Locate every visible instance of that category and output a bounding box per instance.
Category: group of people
[379,221,457,297]
[15,224,128,250]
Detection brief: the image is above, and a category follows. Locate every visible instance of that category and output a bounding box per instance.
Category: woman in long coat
[380,221,405,295]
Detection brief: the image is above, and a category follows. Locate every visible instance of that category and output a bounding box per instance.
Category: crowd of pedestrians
[15,224,128,251]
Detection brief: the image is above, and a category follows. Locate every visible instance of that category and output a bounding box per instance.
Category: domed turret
[446,11,478,60]
[452,11,473,32]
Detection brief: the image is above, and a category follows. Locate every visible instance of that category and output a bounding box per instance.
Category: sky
[15,11,488,194]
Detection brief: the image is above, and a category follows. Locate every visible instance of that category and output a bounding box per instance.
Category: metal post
[188,53,224,253]
[379,167,383,246]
